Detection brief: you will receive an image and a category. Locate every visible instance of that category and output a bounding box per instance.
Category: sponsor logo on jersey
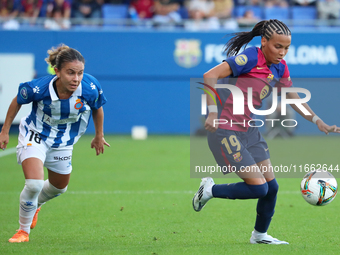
[74,99,83,110]
[43,114,81,125]
[235,54,248,66]
[20,87,28,99]
[174,39,202,68]
[33,86,40,94]
[54,156,72,161]
[260,85,270,100]
[233,152,243,162]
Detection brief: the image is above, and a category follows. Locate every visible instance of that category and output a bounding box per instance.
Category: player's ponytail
[224,20,265,57]
[224,19,291,57]
[45,44,85,70]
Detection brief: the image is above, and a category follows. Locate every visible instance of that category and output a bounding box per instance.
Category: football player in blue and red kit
[192,19,340,244]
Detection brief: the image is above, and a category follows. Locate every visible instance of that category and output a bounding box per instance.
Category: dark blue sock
[212,182,268,199]
[254,179,279,233]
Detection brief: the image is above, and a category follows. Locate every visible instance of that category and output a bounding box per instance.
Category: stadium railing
[1,17,340,31]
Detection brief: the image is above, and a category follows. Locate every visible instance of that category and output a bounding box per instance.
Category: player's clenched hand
[205,112,218,133]
[316,120,340,135]
[91,136,110,155]
[0,132,9,150]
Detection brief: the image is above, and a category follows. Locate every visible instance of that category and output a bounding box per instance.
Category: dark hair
[45,44,85,70]
[224,19,291,57]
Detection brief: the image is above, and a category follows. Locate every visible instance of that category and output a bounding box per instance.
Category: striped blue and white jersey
[17,73,107,148]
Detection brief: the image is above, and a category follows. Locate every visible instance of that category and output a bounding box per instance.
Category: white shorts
[16,123,73,175]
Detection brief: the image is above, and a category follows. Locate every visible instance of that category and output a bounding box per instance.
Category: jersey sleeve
[88,78,107,110]
[275,61,293,94]
[92,85,107,110]
[17,82,35,105]
[224,47,258,77]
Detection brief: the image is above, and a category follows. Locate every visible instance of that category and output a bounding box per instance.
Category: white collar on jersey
[49,76,82,101]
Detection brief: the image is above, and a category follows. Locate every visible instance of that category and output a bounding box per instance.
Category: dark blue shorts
[207,127,270,173]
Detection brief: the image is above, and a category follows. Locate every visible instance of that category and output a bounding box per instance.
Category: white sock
[19,179,44,234]
[38,179,67,208]
[253,229,267,237]
[206,184,213,198]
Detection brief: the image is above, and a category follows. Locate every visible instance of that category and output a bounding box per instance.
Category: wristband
[208,105,218,113]
[312,115,320,124]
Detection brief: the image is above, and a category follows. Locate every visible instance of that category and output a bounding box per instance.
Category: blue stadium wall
[1,30,339,135]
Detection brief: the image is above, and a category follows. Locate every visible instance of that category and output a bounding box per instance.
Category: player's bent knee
[249,182,269,198]
[50,183,68,197]
[59,185,68,194]
[25,179,44,194]
[20,179,44,210]
[267,178,279,196]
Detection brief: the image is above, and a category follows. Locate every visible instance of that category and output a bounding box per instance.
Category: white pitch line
[67,190,196,195]
[0,190,301,195]
[0,147,16,158]
[69,190,300,195]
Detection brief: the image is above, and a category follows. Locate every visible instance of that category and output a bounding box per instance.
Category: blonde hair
[45,44,85,70]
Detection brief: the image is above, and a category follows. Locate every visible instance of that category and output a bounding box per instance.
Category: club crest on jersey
[235,54,248,66]
[20,87,28,99]
[233,152,243,162]
[260,85,270,100]
[267,74,274,83]
[174,39,202,68]
[74,99,83,110]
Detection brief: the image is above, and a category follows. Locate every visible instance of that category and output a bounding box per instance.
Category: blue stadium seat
[291,6,317,20]
[177,6,189,19]
[264,7,289,21]
[234,6,263,19]
[102,4,128,21]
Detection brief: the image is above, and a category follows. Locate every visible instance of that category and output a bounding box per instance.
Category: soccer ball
[300,170,337,206]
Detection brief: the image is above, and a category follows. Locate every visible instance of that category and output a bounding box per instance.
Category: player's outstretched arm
[0,96,22,150]
[287,92,340,135]
[91,107,110,155]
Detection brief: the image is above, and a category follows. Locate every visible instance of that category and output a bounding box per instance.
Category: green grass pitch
[1,135,339,254]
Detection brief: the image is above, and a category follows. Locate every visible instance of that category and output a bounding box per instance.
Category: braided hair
[224,19,291,57]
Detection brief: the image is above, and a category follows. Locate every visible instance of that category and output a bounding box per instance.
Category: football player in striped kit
[0,44,110,243]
